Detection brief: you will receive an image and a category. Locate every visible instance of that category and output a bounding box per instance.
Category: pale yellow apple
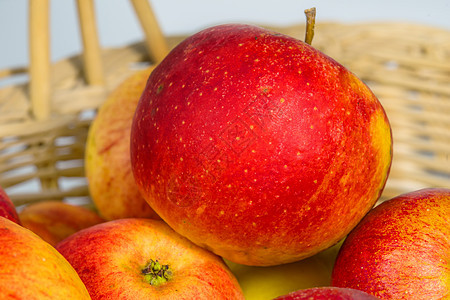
[85,66,160,220]
[225,240,343,300]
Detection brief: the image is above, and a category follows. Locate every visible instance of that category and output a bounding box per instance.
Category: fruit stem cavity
[142,259,173,286]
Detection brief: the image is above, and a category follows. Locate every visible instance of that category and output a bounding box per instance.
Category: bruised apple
[85,66,160,220]
[0,217,90,299]
[331,188,450,299]
[19,200,105,246]
[56,218,244,299]
[131,24,392,266]
[0,185,20,224]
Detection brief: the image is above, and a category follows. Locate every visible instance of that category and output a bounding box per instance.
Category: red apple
[19,200,105,246]
[0,185,20,224]
[56,218,244,299]
[85,66,160,220]
[0,217,90,299]
[130,24,392,266]
[273,287,380,299]
[331,188,450,299]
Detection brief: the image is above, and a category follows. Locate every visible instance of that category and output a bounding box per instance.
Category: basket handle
[29,0,51,121]
[76,0,105,86]
[130,0,169,63]
[28,0,169,121]
[28,0,105,121]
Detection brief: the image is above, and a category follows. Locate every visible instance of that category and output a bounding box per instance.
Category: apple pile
[0,184,245,299]
[1,12,449,299]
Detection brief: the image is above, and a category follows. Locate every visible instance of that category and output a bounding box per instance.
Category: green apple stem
[142,259,173,286]
[304,7,316,45]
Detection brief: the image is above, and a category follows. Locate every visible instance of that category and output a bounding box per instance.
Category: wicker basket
[1,3,449,209]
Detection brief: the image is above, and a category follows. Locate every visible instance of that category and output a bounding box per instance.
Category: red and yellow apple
[19,200,105,246]
[0,185,20,224]
[130,24,392,266]
[0,216,91,299]
[273,287,380,299]
[56,218,244,299]
[331,188,450,299]
[85,66,160,220]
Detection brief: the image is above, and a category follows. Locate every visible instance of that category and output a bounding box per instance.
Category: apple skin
[56,218,245,299]
[130,24,392,266]
[85,66,160,220]
[19,200,105,246]
[0,185,20,224]
[273,287,380,299]
[225,240,343,300]
[331,188,450,299]
[0,217,91,299]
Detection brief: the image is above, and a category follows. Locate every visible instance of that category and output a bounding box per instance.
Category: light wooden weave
[1,4,449,207]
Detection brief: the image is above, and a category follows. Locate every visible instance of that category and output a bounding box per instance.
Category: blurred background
[1,0,450,76]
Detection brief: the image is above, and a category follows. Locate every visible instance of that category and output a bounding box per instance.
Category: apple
[56,218,245,299]
[273,287,380,299]
[85,66,161,220]
[0,185,20,224]
[19,200,105,246]
[130,23,392,266]
[225,240,343,300]
[0,216,91,299]
[331,188,450,299]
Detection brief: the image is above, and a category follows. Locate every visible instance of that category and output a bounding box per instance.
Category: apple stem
[304,7,316,45]
[142,259,173,286]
